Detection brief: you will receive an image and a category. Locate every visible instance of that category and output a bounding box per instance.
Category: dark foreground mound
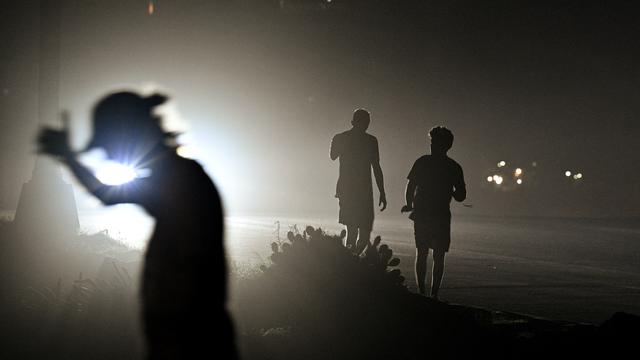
[233,226,639,360]
[0,221,143,359]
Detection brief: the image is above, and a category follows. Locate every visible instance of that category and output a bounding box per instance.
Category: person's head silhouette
[429,126,454,156]
[351,108,371,132]
[83,91,175,164]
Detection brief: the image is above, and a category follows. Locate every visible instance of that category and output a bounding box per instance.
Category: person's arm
[37,114,142,205]
[330,135,341,161]
[401,159,419,212]
[61,154,140,205]
[372,161,386,211]
[371,138,386,211]
[401,179,417,212]
[452,164,466,202]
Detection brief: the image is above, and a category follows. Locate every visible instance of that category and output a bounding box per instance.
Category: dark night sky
[1,0,639,218]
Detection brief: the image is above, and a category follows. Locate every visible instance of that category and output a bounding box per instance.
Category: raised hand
[37,111,74,158]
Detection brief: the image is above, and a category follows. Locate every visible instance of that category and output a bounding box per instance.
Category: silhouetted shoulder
[181,157,206,174]
[330,131,350,157]
[446,157,464,173]
[177,157,219,194]
[170,155,202,174]
[408,155,463,181]
[334,130,351,139]
[446,157,465,186]
[416,154,431,163]
[446,157,462,168]
[407,155,430,180]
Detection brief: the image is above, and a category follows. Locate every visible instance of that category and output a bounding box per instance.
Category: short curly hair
[351,108,371,128]
[429,126,454,151]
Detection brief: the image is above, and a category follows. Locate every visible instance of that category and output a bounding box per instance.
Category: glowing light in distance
[565,171,572,177]
[573,173,583,180]
[515,168,523,176]
[493,175,503,185]
[148,1,155,15]
[516,179,523,185]
[487,176,493,182]
[95,163,138,185]
[497,161,506,167]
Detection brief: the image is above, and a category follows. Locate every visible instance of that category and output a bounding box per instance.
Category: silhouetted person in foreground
[37,91,237,359]
[402,126,466,299]
[331,109,386,254]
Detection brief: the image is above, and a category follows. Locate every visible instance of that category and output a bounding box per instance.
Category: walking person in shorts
[401,126,466,299]
[331,109,387,254]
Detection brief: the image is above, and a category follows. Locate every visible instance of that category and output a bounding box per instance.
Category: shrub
[234,226,435,360]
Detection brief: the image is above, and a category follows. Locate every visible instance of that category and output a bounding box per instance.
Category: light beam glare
[95,162,138,185]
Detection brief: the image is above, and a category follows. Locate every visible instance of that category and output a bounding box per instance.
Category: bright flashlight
[95,162,138,185]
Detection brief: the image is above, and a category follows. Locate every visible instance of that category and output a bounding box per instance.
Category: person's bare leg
[346,225,358,252]
[431,249,446,300]
[355,226,371,255]
[415,247,429,296]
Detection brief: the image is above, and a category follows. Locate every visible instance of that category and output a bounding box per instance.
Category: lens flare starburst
[95,162,138,185]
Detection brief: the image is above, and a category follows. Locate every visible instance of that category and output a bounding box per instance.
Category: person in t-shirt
[401,126,466,299]
[331,109,387,254]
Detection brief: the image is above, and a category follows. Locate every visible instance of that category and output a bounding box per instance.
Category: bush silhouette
[235,226,396,358]
[234,226,489,360]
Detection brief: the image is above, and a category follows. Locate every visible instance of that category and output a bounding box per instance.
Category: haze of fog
[1,1,639,220]
[1,4,640,357]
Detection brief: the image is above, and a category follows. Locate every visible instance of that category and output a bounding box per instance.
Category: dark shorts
[338,194,374,231]
[413,216,451,252]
